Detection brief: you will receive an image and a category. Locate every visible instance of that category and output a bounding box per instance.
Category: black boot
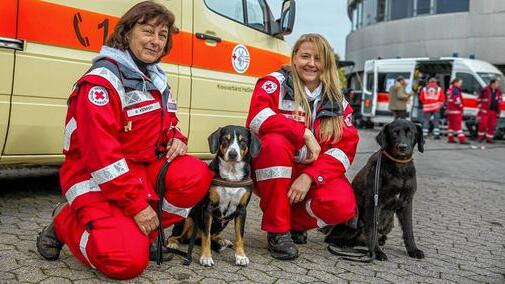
[36,222,63,261]
[290,230,307,244]
[267,232,298,260]
[37,203,65,261]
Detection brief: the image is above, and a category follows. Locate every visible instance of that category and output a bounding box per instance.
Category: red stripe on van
[0,0,18,38]
[377,92,389,103]
[16,0,289,76]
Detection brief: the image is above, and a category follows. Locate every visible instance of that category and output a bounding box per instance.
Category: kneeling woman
[246,34,359,260]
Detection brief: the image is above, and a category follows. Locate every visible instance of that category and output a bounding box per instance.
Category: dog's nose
[398,144,408,152]
[228,150,238,160]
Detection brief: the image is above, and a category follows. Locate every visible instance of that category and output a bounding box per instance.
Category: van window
[456,73,481,94]
[478,72,505,90]
[246,0,269,32]
[205,0,273,33]
[378,72,410,92]
[206,0,245,23]
[365,72,373,92]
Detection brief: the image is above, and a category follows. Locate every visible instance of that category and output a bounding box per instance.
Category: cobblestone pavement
[1,130,504,283]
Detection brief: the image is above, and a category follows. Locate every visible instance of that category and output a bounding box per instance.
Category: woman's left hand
[166,138,187,162]
[288,174,312,204]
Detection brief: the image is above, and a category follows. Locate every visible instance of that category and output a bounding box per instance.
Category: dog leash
[155,159,197,266]
[327,151,382,263]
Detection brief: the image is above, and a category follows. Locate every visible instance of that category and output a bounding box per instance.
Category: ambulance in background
[360,57,505,136]
[0,0,295,166]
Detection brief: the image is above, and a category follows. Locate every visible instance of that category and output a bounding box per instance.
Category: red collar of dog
[382,150,413,164]
[211,178,254,188]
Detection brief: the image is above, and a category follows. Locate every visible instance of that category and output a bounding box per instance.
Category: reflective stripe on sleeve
[249,107,276,134]
[86,67,127,108]
[65,179,101,205]
[63,117,77,151]
[255,166,292,181]
[324,148,351,171]
[91,158,129,185]
[162,199,192,218]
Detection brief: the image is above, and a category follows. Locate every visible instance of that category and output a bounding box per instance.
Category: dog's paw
[199,255,215,267]
[166,240,179,249]
[375,250,388,261]
[235,254,250,266]
[217,239,233,252]
[408,249,425,259]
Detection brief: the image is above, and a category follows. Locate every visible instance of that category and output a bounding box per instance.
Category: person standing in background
[446,78,469,144]
[477,79,503,143]
[388,76,413,120]
[419,78,445,139]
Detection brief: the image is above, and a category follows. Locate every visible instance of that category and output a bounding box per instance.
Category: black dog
[325,119,425,261]
[167,125,261,266]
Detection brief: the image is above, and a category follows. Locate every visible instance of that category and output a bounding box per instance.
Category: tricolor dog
[167,125,261,266]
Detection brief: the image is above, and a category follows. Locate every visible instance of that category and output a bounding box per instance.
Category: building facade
[346,0,505,76]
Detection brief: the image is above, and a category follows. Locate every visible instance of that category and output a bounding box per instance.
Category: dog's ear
[208,127,222,154]
[376,124,388,149]
[415,123,425,153]
[249,131,262,158]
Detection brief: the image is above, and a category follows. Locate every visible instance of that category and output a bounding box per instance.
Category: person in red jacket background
[36,2,213,280]
[446,78,469,144]
[477,79,503,143]
[246,34,358,260]
[419,78,445,139]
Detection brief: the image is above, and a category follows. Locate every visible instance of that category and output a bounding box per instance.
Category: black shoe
[486,140,495,144]
[290,230,307,244]
[37,203,66,261]
[459,141,470,145]
[37,222,63,261]
[267,232,299,260]
[433,135,441,140]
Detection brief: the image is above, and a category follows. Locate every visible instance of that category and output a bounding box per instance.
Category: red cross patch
[344,113,353,127]
[261,80,278,94]
[88,86,109,106]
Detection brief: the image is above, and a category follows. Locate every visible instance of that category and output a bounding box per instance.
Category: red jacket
[446,85,464,115]
[60,58,186,224]
[419,82,445,112]
[478,86,503,115]
[246,70,359,186]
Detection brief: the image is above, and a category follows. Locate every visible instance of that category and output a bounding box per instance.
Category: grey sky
[284,0,351,58]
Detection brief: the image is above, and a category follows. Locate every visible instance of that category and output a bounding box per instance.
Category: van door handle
[195,33,222,42]
[0,37,23,50]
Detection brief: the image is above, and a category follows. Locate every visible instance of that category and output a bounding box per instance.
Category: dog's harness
[210,177,254,226]
[328,151,382,263]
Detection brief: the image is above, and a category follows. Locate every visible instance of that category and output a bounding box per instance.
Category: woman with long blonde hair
[246,34,359,260]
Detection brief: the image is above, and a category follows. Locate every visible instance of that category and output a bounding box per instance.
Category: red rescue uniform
[445,85,466,143]
[54,54,212,279]
[477,86,503,142]
[246,70,358,233]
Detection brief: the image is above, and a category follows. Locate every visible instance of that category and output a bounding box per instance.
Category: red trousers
[252,133,356,233]
[54,155,213,280]
[447,113,466,143]
[478,110,498,142]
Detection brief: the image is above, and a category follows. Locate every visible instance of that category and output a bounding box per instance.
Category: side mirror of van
[272,0,296,37]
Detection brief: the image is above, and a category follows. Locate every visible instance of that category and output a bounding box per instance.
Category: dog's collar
[382,150,413,164]
[211,177,254,188]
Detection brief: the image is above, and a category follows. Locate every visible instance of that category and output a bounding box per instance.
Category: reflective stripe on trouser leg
[79,231,96,268]
[305,199,328,228]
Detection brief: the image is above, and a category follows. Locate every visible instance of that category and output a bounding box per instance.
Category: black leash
[327,151,382,263]
[155,159,196,266]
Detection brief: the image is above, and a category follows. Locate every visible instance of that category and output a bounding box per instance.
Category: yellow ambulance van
[0,0,295,166]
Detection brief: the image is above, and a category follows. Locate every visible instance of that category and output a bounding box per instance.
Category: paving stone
[11,267,47,283]
[39,277,73,284]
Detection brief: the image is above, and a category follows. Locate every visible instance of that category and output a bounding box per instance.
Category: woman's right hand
[133,205,159,235]
[302,128,321,164]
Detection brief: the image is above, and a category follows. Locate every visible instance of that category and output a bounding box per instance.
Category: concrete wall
[346,0,505,71]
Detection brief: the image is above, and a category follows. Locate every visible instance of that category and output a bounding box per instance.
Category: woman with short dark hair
[36,1,213,279]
